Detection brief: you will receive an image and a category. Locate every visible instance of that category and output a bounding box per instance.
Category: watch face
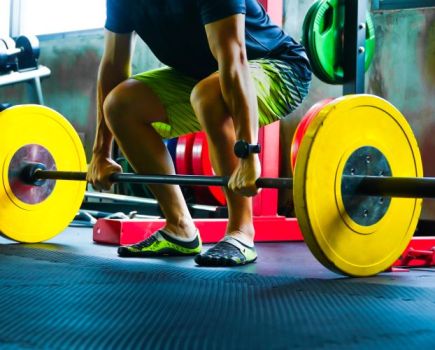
[234,140,249,158]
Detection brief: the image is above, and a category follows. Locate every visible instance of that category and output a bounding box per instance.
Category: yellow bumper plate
[0,105,87,243]
[294,95,423,277]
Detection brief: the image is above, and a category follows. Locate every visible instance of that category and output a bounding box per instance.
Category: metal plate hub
[341,146,392,226]
[8,144,56,204]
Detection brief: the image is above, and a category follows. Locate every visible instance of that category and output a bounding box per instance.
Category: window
[10,0,106,36]
[0,0,11,36]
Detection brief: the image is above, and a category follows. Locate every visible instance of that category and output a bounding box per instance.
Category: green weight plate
[309,0,376,84]
[364,14,376,71]
[307,1,338,84]
[309,0,344,83]
[302,1,319,50]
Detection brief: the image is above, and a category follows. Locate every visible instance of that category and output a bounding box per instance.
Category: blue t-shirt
[105,0,311,80]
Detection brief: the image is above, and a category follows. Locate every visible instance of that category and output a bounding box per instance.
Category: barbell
[1,94,434,277]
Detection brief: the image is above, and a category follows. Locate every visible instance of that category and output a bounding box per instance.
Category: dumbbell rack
[0,65,51,105]
[0,35,49,104]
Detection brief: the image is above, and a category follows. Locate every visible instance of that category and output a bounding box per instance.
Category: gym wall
[0,1,433,219]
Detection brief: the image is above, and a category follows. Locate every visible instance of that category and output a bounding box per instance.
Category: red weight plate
[175,134,195,175]
[192,132,227,206]
[290,98,335,172]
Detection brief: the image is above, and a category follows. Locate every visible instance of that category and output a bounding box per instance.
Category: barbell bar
[22,165,435,198]
[344,175,435,198]
[0,95,430,277]
[23,165,290,188]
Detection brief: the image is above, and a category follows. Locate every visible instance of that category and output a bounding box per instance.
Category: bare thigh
[104,78,168,126]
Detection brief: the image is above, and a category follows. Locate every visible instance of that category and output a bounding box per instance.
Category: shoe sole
[194,254,257,267]
[118,247,200,258]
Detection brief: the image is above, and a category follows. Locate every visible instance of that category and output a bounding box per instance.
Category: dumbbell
[0,35,40,72]
[0,37,18,73]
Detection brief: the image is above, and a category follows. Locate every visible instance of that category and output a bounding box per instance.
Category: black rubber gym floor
[1,227,435,350]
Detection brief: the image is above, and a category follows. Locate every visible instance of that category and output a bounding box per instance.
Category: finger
[110,165,123,173]
[239,189,254,197]
[100,179,113,191]
[90,181,102,191]
[228,176,237,192]
[240,185,258,197]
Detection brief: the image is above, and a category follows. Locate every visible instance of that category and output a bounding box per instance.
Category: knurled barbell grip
[112,174,293,189]
[30,168,292,189]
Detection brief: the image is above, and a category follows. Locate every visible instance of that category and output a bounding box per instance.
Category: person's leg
[191,59,311,265]
[104,78,197,240]
[190,72,256,245]
[190,73,258,266]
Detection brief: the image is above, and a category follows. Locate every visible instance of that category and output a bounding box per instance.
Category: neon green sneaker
[118,229,202,257]
[194,236,257,266]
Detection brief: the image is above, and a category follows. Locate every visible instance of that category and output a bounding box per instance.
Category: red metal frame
[253,0,283,217]
[258,0,283,25]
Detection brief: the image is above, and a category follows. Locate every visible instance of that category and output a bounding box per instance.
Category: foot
[164,221,198,241]
[118,229,202,257]
[194,236,257,266]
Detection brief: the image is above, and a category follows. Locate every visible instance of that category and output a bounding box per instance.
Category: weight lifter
[87,0,312,266]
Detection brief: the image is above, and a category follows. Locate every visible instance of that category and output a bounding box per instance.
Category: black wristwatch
[234,140,261,159]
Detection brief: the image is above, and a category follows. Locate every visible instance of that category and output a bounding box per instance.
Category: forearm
[92,62,130,157]
[93,87,113,157]
[219,51,258,145]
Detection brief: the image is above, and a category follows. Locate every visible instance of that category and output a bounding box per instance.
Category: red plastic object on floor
[393,237,435,267]
[93,216,302,245]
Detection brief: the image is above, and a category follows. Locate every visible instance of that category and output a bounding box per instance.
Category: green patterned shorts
[132,59,311,139]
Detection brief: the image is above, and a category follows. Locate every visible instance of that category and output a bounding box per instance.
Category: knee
[103,89,127,131]
[190,78,224,125]
[103,85,140,132]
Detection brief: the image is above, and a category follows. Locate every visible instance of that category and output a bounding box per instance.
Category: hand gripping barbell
[0,95,433,277]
